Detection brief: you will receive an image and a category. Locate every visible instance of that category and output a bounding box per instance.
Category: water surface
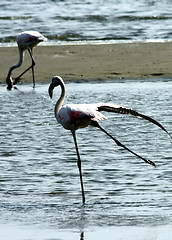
[1,0,172,45]
[0,79,172,239]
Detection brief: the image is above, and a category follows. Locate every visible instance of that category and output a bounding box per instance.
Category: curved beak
[48,83,54,99]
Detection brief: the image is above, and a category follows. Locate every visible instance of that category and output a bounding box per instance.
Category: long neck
[7,47,24,79]
[54,80,66,119]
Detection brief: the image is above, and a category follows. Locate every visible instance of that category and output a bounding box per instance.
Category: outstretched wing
[97,103,172,138]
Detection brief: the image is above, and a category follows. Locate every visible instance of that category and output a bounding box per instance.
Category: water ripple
[1,0,172,44]
[0,80,172,229]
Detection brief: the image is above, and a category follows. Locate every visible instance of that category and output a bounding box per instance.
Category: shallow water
[0,79,172,239]
[1,0,172,45]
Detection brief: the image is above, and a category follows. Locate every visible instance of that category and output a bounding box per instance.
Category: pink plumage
[17,31,47,49]
[6,31,47,90]
[49,76,171,204]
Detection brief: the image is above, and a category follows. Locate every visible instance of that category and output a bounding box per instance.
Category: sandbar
[1,41,172,84]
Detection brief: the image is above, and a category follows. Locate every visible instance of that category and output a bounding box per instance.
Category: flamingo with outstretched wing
[49,76,171,204]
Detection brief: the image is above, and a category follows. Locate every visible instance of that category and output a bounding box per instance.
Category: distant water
[0,79,172,240]
[1,0,172,46]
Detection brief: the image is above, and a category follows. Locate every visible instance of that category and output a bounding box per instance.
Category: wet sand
[1,41,172,84]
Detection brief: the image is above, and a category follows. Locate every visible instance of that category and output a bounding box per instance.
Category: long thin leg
[71,130,86,204]
[14,48,36,87]
[29,48,36,88]
[92,121,156,167]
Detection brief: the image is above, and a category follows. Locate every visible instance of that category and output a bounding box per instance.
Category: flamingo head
[6,76,13,90]
[48,76,64,99]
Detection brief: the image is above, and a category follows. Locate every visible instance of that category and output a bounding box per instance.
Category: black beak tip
[6,79,13,90]
[48,84,53,99]
[7,86,12,91]
[49,92,53,99]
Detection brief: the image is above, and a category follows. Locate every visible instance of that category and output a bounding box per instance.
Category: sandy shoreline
[1,41,172,84]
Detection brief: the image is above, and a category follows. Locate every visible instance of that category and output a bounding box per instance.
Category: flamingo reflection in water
[6,31,47,90]
[49,76,171,204]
